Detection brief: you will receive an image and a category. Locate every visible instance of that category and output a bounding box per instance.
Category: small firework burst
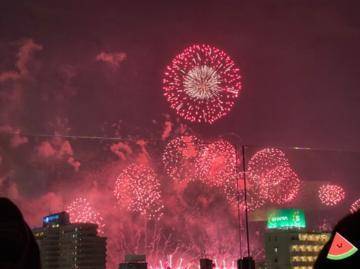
[318,184,345,206]
[114,163,164,219]
[162,135,201,182]
[66,197,105,234]
[350,198,360,213]
[194,139,236,187]
[262,166,300,205]
[163,44,242,124]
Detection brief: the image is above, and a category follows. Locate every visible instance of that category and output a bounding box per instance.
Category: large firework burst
[247,148,293,202]
[318,184,345,206]
[194,139,237,187]
[163,44,242,124]
[66,197,105,234]
[162,135,201,182]
[114,163,164,219]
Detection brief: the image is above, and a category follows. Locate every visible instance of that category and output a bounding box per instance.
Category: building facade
[33,212,106,269]
[264,209,330,269]
[265,230,330,269]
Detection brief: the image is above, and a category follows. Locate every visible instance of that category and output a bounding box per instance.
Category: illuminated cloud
[110,141,133,160]
[0,38,42,81]
[0,71,21,82]
[136,139,150,165]
[0,125,28,148]
[36,138,81,171]
[161,120,173,140]
[16,39,43,76]
[95,51,127,68]
[0,39,42,145]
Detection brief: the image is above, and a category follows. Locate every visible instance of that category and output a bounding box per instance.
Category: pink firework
[262,166,300,205]
[318,184,345,206]
[350,198,360,213]
[247,148,291,200]
[195,139,237,187]
[66,197,105,234]
[247,148,290,180]
[162,135,201,182]
[224,172,266,212]
[114,163,164,219]
[163,44,242,124]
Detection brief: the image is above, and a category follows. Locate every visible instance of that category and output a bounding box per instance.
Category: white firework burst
[183,65,221,100]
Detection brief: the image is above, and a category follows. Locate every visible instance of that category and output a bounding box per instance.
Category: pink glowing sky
[1,1,360,268]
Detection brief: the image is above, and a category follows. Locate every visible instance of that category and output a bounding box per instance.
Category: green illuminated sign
[267,209,306,229]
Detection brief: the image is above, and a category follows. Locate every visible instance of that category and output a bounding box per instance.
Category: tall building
[264,209,330,269]
[33,212,106,269]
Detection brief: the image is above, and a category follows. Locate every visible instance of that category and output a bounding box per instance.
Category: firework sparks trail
[350,198,360,213]
[114,163,164,219]
[318,184,345,206]
[65,197,105,234]
[150,256,237,269]
[163,44,242,124]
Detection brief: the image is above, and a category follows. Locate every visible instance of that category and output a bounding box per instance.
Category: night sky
[2,0,360,148]
[1,1,360,267]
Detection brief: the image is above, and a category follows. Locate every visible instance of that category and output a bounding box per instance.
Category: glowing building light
[267,209,306,230]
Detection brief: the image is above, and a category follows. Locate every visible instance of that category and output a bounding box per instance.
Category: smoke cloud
[96,51,127,69]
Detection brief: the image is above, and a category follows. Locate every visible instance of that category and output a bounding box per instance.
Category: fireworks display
[2,13,360,269]
[247,148,290,181]
[66,197,105,234]
[262,165,300,204]
[162,135,201,182]
[163,44,242,124]
[246,147,300,205]
[194,139,237,187]
[350,198,360,213]
[318,184,346,206]
[224,172,266,211]
[114,163,164,219]
[223,147,301,210]
[149,256,238,269]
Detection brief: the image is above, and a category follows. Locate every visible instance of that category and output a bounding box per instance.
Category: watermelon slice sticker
[327,232,358,260]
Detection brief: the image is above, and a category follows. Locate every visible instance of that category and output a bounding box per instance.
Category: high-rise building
[264,209,330,269]
[265,230,330,269]
[33,212,106,269]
